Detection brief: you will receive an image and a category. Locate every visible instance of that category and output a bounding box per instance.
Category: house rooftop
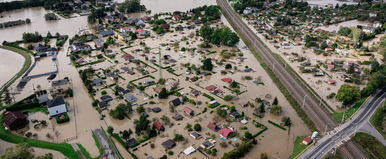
[47,97,65,108]
[162,139,176,149]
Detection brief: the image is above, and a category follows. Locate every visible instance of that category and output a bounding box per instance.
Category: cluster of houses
[34,44,59,59]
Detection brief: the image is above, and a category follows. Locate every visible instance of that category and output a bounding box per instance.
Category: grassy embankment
[331,98,367,123]
[352,132,386,159]
[370,101,386,139]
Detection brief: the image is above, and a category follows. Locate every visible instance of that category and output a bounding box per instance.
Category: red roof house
[221,78,233,83]
[205,85,217,91]
[207,122,219,132]
[172,15,181,21]
[122,54,135,61]
[328,79,337,85]
[219,128,234,138]
[184,107,194,116]
[153,121,165,131]
[302,136,312,145]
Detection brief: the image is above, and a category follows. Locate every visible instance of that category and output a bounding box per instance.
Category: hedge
[5,102,41,112]
[268,120,287,131]
[203,93,215,101]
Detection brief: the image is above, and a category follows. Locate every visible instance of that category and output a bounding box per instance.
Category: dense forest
[0,0,73,13]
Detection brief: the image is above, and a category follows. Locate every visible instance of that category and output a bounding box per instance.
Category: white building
[47,97,67,117]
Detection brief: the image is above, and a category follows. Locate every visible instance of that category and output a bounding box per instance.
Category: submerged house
[47,97,67,117]
[2,111,28,131]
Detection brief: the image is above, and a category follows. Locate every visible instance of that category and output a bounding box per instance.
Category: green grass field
[331,98,366,123]
[370,101,386,139]
[288,136,309,159]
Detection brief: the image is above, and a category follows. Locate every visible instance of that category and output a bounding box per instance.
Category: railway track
[216,0,367,158]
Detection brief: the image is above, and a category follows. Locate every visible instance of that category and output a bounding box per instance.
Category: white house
[47,97,67,117]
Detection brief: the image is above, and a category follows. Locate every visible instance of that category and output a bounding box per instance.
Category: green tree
[36,153,53,159]
[270,105,282,115]
[224,95,234,101]
[216,107,227,118]
[272,97,278,105]
[336,84,361,105]
[199,25,213,41]
[258,103,265,113]
[194,123,202,131]
[136,105,145,114]
[260,152,268,159]
[244,131,253,140]
[281,116,292,127]
[158,88,169,99]
[0,143,34,159]
[173,134,185,142]
[107,126,114,135]
[225,64,232,69]
[202,58,214,71]
[338,27,352,36]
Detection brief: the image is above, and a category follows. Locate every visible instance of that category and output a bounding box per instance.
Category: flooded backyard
[317,19,369,32]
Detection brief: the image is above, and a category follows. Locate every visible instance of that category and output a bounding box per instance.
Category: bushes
[203,93,215,100]
[55,113,70,124]
[222,141,255,159]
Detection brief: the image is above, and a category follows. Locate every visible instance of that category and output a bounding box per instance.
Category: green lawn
[352,132,386,159]
[288,136,309,159]
[370,101,386,139]
[331,98,366,123]
[0,115,79,159]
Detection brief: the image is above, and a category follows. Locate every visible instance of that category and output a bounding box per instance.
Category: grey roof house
[47,97,67,117]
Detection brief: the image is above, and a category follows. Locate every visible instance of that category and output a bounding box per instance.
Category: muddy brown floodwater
[0,48,24,86]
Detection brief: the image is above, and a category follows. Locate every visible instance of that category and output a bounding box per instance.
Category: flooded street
[0,48,24,86]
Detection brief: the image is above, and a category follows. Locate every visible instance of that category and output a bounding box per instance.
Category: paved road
[300,90,386,159]
[93,128,116,159]
[216,0,366,158]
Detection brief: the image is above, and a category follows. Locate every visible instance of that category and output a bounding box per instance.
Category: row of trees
[199,25,240,46]
[233,0,265,13]
[117,0,146,14]
[22,32,43,43]
[0,0,73,14]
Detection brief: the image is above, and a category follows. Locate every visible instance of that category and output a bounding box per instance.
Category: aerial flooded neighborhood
[0,0,385,159]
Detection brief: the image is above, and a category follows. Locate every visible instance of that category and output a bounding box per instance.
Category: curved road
[216,0,367,158]
[300,90,386,159]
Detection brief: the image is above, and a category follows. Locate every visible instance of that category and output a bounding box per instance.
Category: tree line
[199,25,240,47]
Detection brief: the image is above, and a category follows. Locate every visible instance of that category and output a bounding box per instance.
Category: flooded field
[317,19,369,32]
[115,0,216,13]
[305,0,357,8]
[0,48,24,86]
[0,139,64,158]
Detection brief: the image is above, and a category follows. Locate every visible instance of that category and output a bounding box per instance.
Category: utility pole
[302,95,307,108]
[158,47,163,79]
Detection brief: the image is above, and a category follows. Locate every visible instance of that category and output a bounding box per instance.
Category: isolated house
[219,128,234,138]
[71,43,91,53]
[153,121,165,131]
[151,107,162,113]
[47,97,67,117]
[123,94,137,103]
[205,85,217,92]
[51,78,70,95]
[229,111,241,118]
[100,95,113,102]
[189,131,201,139]
[2,111,28,130]
[122,53,135,61]
[200,141,215,149]
[169,98,182,106]
[93,38,105,48]
[208,122,220,132]
[172,15,181,21]
[92,78,104,86]
[221,78,233,83]
[184,107,194,116]
[173,114,183,121]
[98,101,109,110]
[302,136,312,145]
[106,72,118,81]
[162,139,176,149]
[99,30,114,37]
